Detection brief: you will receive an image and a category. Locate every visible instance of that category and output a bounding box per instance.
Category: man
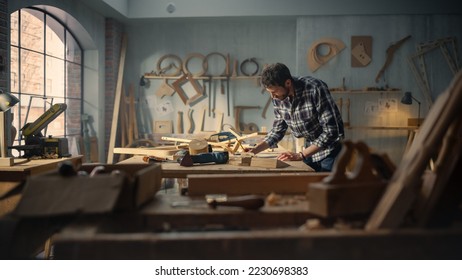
[248,63,344,172]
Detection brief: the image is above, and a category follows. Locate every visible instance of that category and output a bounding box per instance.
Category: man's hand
[277,151,303,161]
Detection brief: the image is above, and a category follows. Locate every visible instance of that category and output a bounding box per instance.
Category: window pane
[10,11,18,46]
[46,56,64,97]
[66,31,81,63]
[20,49,44,95]
[10,47,19,93]
[20,9,44,52]
[45,15,65,59]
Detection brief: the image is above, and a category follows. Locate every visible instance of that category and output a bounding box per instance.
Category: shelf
[144,74,261,80]
[346,126,418,131]
[330,89,402,94]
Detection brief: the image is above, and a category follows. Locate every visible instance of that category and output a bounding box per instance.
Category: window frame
[10,7,84,151]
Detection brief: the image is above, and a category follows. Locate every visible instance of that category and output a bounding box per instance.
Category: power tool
[9,103,71,158]
[177,150,229,167]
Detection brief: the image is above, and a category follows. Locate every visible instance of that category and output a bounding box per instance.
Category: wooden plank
[113,147,180,158]
[107,34,128,164]
[52,227,462,260]
[0,156,84,182]
[0,157,13,167]
[187,173,328,195]
[308,182,386,217]
[250,157,290,168]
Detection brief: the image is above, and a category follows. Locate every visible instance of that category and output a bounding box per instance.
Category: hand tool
[375,35,411,83]
[177,150,229,167]
[170,194,265,210]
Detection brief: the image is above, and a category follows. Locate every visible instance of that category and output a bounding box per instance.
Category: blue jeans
[302,144,342,172]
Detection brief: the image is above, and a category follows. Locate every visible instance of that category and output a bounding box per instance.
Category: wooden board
[308,181,386,217]
[154,120,173,134]
[52,225,462,259]
[107,34,128,164]
[250,157,290,168]
[113,147,180,158]
[187,173,328,196]
[0,156,83,182]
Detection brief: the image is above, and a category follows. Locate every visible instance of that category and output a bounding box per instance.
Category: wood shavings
[265,192,306,206]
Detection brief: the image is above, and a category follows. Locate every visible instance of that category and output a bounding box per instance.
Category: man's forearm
[250,141,270,154]
[300,144,321,159]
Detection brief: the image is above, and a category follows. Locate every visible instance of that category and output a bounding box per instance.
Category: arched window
[10,7,82,157]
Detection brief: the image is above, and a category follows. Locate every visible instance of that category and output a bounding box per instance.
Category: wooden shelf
[330,90,402,94]
[346,126,418,131]
[144,74,260,80]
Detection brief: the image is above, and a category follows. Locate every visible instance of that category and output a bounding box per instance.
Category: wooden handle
[208,195,265,210]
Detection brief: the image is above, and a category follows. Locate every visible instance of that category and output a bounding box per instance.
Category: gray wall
[124,14,462,163]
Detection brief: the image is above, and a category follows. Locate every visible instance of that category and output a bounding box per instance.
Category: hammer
[178,151,229,167]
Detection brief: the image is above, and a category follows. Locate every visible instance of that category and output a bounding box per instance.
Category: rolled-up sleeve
[264,109,288,148]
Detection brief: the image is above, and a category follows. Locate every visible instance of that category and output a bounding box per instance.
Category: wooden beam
[187,173,328,196]
[107,34,128,163]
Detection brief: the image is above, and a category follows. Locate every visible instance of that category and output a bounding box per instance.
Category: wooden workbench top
[118,155,314,178]
[0,155,83,181]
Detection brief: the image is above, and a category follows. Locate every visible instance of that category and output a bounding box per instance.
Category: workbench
[0,156,83,182]
[0,156,83,216]
[49,189,462,259]
[118,155,314,178]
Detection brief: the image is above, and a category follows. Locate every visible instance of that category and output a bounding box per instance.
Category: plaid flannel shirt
[264,76,344,162]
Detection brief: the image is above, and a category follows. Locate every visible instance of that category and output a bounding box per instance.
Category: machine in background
[9,103,71,158]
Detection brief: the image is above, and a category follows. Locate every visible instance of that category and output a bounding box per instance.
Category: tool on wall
[177,111,184,134]
[156,54,183,76]
[345,98,351,127]
[351,36,372,67]
[262,95,272,119]
[234,105,260,133]
[154,79,175,98]
[407,37,460,108]
[187,109,194,134]
[307,37,346,72]
[375,35,411,83]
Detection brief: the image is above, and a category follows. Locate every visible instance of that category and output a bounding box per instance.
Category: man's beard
[274,86,290,101]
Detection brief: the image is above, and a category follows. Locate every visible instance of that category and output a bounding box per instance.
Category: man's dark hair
[261,63,293,87]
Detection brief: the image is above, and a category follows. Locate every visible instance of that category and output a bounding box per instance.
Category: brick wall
[0,0,8,90]
[104,18,124,159]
